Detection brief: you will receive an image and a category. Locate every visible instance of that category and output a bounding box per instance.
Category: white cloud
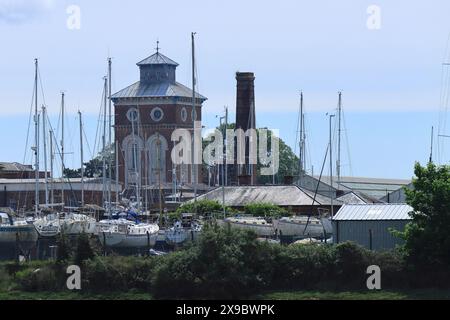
[0,0,55,24]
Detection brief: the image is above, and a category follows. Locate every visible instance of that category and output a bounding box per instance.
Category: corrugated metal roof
[111,81,207,101]
[333,204,413,221]
[136,52,179,66]
[194,185,342,207]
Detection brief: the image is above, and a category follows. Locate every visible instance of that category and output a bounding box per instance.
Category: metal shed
[332,204,413,250]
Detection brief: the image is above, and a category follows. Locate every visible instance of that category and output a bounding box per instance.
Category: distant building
[332,204,413,250]
[111,49,207,190]
[194,185,342,214]
[0,162,48,180]
[297,174,411,201]
[0,178,120,212]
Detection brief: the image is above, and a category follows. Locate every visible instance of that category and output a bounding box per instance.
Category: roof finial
[156,40,160,54]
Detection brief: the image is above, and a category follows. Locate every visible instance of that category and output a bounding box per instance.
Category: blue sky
[1,0,450,179]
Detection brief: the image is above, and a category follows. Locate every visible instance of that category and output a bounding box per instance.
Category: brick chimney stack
[233,72,257,185]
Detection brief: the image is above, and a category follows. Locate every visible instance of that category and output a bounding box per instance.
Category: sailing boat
[0,210,38,250]
[33,91,96,237]
[96,58,159,248]
[273,92,333,239]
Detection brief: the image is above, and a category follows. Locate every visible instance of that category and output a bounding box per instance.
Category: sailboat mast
[60,92,65,208]
[115,140,119,204]
[108,58,112,214]
[102,77,107,209]
[78,110,85,207]
[34,59,39,216]
[329,114,335,218]
[299,91,304,176]
[42,106,49,206]
[429,126,434,163]
[191,32,198,209]
[337,91,342,184]
[49,130,54,204]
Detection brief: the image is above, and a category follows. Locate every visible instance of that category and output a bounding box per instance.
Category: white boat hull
[99,231,158,248]
[219,219,274,237]
[274,217,331,237]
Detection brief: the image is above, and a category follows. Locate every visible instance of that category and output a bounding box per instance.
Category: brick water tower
[112,47,207,194]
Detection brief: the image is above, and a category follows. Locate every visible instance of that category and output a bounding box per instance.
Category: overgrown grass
[256,289,450,300]
[0,290,153,300]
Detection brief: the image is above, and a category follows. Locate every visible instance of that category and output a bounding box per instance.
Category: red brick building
[111,49,207,197]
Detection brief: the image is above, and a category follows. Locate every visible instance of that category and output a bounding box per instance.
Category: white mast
[60,92,65,208]
[107,58,112,215]
[115,140,119,204]
[299,91,304,177]
[34,59,39,216]
[329,114,335,219]
[102,76,107,209]
[337,91,342,184]
[42,105,49,206]
[191,32,198,210]
[49,129,54,204]
[78,110,85,207]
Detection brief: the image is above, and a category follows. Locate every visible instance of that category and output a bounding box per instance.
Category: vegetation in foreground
[0,163,448,300]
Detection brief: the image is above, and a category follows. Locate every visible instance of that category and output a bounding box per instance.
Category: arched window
[146,133,168,184]
[122,134,144,186]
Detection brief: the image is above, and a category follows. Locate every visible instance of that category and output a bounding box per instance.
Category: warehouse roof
[333,204,413,221]
[194,185,342,207]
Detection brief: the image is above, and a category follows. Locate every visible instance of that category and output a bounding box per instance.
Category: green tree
[400,162,450,269]
[244,202,289,218]
[74,233,95,266]
[202,123,299,185]
[56,232,71,262]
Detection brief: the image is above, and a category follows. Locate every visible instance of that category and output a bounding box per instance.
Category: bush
[83,256,158,292]
[73,233,95,266]
[15,264,66,292]
[244,203,289,218]
[176,199,234,217]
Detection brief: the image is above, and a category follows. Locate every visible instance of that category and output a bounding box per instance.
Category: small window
[126,108,139,122]
[181,107,187,122]
[151,107,164,122]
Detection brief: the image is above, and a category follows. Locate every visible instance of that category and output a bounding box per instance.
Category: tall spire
[156,40,160,54]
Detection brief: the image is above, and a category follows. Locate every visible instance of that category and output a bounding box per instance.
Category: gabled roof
[194,185,342,207]
[0,162,33,172]
[111,81,206,101]
[333,204,413,221]
[136,52,179,66]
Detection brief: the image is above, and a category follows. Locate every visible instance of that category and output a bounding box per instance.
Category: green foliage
[243,202,289,218]
[83,256,158,292]
[15,263,66,292]
[175,199,234,216]
[256,128,299,184]
[400,163,450,274]
[56,232,72,262]
[73,233,95,266]
[153,224,270,299]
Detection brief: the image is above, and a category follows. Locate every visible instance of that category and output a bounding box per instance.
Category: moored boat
[219,216,274,237]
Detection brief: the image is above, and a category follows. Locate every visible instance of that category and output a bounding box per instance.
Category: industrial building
[332,204,413,250]
[194,185,343,214]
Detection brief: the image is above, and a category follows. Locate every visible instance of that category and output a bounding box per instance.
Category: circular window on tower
[191,108,197,121]
[181,107,187,122]
[126,108,139,122]
[151,107,164,122]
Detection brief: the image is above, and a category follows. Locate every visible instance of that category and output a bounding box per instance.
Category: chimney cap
[236,72,255,79]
